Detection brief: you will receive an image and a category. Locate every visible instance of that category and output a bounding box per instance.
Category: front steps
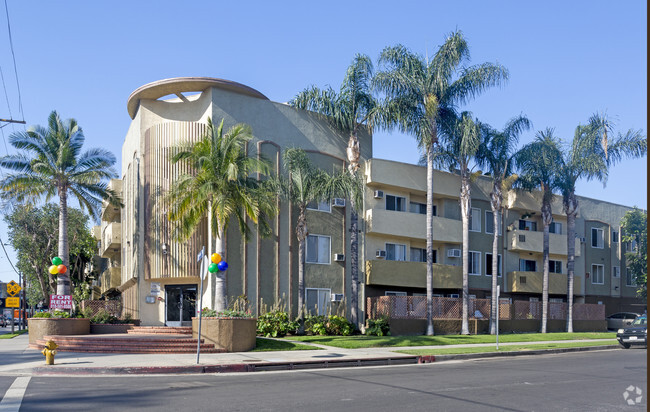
[127,326,193,335]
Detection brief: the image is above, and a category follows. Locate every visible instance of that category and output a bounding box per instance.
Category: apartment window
[519,259,537,272]
[485,253,502,276]
[591,228,604,248]
[591,264,604,284]
[385,243,407,261]
[612,266,620,278]
[409,201,432,215]
[469,251,481,275]
[485,211,502,235]
[626,268,637,287]
[410,248,436,263]
[448,293,460,298]
[386,194,406,212]
[306,200,330,212]
[549,222,562,235]
[519,219,537,231]
[611,231,619,243]
[469,208,481,232]
[306,234,331,264]
[306,288,331,316]
[549,260,562,274]
[385,291,407,296]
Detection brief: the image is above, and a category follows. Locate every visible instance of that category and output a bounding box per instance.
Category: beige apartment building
[95,76,643,326]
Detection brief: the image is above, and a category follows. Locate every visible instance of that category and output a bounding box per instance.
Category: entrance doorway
[165,284,197,326]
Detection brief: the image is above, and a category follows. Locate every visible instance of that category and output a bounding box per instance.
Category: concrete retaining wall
[28,318,90,345]
[192,317,256,352]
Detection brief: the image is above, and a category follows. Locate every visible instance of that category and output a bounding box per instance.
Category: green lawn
[0,329,28,339]
[396,340,618,356]
[251,337,323,352]
[284,332,616,349]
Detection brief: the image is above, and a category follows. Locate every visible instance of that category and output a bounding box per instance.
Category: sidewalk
[0,333,620,376]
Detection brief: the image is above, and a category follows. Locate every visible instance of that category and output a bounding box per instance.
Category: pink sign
[50,295,73,309]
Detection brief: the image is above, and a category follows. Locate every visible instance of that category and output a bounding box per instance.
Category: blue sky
[0,1,646,282]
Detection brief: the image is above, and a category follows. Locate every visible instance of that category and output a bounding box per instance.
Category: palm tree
[374,30,508,335]
[276,148,361,332]
[0,110,119,296]
[556,114,646,332]
[476,115,531,334]
[165,117,276,311]
[436,112,481,335]
[515,129,562,333]
[290,54,376,326]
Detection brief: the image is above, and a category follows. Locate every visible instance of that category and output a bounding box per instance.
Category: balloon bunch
[48,257,68,276]
[208,253,228,273]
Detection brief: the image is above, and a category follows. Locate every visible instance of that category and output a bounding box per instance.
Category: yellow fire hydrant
[42,340,58,365]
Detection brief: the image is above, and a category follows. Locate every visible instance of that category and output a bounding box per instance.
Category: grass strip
[0,329,28,339]
[251,337,323,352]
[395,340,618,356]
[284,332,616,349]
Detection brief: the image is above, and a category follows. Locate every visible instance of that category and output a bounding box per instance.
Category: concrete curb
[31,345,621,376]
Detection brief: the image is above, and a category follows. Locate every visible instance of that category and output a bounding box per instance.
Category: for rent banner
[50,295,73,309]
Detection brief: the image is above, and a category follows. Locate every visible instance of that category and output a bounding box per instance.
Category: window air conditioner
[334,253,345,262]
[332,198,346,207]
[447,248,461,258]
[374,190,384,199]
[376,250,387,259]
[331,293,344,302]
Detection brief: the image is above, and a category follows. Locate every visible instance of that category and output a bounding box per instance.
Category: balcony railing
[100,222,121,258]
[507,270,582,295]
[507,229,580,256]
[365,259,462,289]
[365,208,462,243]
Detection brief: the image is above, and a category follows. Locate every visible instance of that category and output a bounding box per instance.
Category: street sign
[6,280,21,296]
[6,297,19,307]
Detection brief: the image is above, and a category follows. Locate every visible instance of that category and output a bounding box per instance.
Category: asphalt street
[0,348,645,411]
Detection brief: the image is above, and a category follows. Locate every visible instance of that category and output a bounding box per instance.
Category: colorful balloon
[57,264,67,274]
[217,261,228,271]
[49,265,59,275]
[52,256,62,266]
[208,263,218,273]
[210,253,221,264]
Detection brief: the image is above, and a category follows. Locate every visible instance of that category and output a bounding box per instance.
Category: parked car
[617,315,647,348]
[606,312,639,330]
[0,315,6,327]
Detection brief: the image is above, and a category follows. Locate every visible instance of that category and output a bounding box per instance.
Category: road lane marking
[0,376,31,412]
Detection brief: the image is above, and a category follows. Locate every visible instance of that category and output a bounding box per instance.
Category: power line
[0,235,18,276]
[3,0,23,122]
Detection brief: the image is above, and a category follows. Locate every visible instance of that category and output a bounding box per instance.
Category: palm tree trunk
[56,187,70,296]
[565,193,578,333]
[541,191,552,333]
[460,173,471,335]
[296,205,307,334]
[347,131,360,327]
[489,183,501,335]
[425,142,435,336]
[214,224,226,312]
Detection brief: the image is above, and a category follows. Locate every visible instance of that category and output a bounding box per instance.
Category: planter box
[28,318,90,345]
[90,322,139,334]
[192,317,256,352]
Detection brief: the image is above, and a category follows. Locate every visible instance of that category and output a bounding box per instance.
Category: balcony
[365,208,462,243]
[100,222,121,258]
[100,267,122,294]
[507,271,582,295]
[507,229,580,256]
[92,225,101,241]
[365,260,462,289]
[101,179,122,222]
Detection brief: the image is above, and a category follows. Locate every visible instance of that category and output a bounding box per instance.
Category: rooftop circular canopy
[126,77,269,119]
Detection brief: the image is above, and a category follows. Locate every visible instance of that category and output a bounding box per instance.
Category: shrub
[200,307,254,319]
[257,310,299,337]
[365,316,390,336]
[33,312,52,318]
[91,309,118,324]
[326,315,355,336]
[51,310,71,319]
[305,315,328,335]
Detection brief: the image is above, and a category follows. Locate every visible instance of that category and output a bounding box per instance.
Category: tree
[290,54,377,326]
[374,30,508,335]
[555,114,646,331]
[165,117,276,311]
[476,115,531,334]
[4,204,95,307]
[515,129,562,333]
[620,208,647,298]
[436,112,481,335]
[0,111,119,296]
[275,148,361,332]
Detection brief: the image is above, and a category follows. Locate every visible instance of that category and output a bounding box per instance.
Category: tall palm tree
[165,117,276,311]
[374,30,508,335]
[476,115,531,334]
[515,129,562,333]
[556,114,646,332]
[0,110,119,296]
[436,112,481,335]
[276,148,361,332]
[290,54,376,326]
